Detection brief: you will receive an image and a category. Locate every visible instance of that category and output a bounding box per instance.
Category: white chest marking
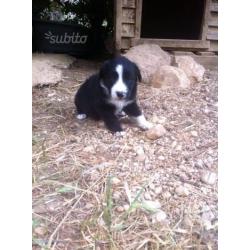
[108,99,133,115]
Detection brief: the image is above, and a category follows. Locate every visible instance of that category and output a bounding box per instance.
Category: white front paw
[77,114,87,120]
[115,131,126,137]
[140,121,153,130]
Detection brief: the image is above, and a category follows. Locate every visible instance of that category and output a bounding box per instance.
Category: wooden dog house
[114,0,218,53]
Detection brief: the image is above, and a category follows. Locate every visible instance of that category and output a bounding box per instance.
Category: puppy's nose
[116,91,126,99]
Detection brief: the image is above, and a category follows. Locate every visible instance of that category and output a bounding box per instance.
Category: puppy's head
[99,56,141,101]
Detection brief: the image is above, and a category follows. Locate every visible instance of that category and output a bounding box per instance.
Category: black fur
[74,56,142,132]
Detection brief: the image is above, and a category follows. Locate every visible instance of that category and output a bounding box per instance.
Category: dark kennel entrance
[140,0,206,40]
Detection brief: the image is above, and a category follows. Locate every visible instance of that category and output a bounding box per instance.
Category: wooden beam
[122,8,135,24]
[207,31,218,40]
[201,0,211,40]
[210,2,218,12]
[196,51,216,56]
[114,0,122,50]
[122,0,135,8]
[135,0,142,38]
[131,38,210,49]
[209,40,218,52]
[121,38,131,49]
[122,23,135,37]
[208,20,218,27]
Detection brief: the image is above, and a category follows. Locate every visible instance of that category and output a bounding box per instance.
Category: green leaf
[32,219,40,228]
[140,202,159,213]
[57,186,74,193]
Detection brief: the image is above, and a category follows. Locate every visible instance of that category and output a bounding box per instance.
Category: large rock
[151,65,190,89]
[175,56,205,83]
[32,53,75,86]
[124,44,171,84]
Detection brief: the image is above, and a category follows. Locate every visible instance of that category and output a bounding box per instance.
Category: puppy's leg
[124,102,152,130]
[100,111,123,132]
[75,105,87,120]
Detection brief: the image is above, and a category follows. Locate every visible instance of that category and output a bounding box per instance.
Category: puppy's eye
[123,72,133,81]
[106,72,117,81]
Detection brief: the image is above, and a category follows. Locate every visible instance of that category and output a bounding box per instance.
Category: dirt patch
[32,59,218,249]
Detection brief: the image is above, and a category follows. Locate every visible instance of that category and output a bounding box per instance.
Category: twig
[47,192,84,248]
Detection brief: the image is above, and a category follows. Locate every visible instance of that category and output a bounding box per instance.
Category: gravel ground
[32,59,218,250]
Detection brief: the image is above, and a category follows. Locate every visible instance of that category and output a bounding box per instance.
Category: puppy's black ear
[134,63,142,82]
[99,60,108,80]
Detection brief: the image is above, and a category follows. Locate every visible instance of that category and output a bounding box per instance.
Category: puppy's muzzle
[116,91,126,99]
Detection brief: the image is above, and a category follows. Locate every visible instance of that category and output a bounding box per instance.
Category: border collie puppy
[74,56,152,133]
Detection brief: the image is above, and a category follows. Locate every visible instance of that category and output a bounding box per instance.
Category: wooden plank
[209,40,218,51]
[210,11,218,21]
[196,51,216,56]
[171,51,195,56]
[135,0,142,38]
[122,23,135,37]
[210,2,218,12]
[131,38,210,49]
[122,8,135,24]
[114,0,122,50]
[122,0,135,8]
[201,0,211,40]
[121,38,131,49]
[207,31,218,40]
[208,20,218,27]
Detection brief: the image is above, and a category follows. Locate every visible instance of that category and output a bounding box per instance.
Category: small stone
[143,200,161,210]
[171,141,177,148]
[191,131,198,137]
[149,183,155,190]
[135,146,144,155]
[116,206,124,212]
[146,124,167,140]
[179,172,189,182]
[123,204,130,211]
[85,203,94,209]
[135,146,146,161]
[48,92,56,97]
[175,185,190,196]
[152,115,166,124]
[201,171,217,185]
[144,192,152,200]
[83,145,95,153]
[204,107,210,114]
[158,155,165,161]
[163,191,171,199]
[201,205,215,221]
[111,177,121,185]
[115,131,126,137]
[137,154,146,162]
[152,210,167,223]
[154,186,162,195]
[195,159,204,168]
[34,226,47,236]
[182,215,193,228]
